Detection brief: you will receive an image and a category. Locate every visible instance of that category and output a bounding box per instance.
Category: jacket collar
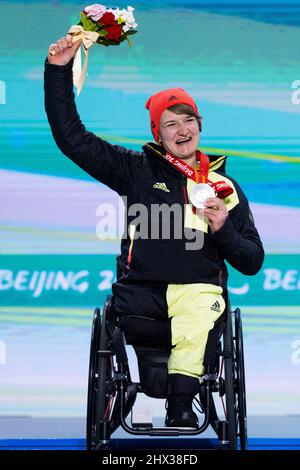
[142,142,227,174]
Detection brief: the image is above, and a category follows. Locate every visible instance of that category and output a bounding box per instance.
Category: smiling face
[159,108,200,165]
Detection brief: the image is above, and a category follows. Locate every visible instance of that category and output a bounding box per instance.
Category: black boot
[165,374,199,428]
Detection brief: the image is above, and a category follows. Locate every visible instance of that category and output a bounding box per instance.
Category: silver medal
[189,183,216,209]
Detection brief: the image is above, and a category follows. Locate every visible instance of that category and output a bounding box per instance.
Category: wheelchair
[86,280,247,451]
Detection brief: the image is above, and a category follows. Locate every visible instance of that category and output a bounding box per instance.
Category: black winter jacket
[44,60,264,317]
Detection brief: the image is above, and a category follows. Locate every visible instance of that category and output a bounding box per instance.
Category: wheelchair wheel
[86,307,101,450]
[223,307,247,450]
[223,308,237,449]
[235,308,247,450]
[86,303,116,450]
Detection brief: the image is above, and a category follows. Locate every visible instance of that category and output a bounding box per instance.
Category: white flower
[118,6,137,30]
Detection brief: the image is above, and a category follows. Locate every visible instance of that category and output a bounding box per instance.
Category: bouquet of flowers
[81,4,137,46]
[65,4,138,94]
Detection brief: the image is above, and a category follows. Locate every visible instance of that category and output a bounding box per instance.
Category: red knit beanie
[145,88,200,142]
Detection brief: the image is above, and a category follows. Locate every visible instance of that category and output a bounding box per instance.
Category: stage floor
[1,438,300,450]
[0,416,300,450]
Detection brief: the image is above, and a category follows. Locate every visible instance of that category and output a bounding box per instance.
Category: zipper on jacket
[126,224,136,271]
[182,183,188,204]
[182,182,197,214]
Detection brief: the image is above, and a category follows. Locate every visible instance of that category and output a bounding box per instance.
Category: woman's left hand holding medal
[203,197,228,234]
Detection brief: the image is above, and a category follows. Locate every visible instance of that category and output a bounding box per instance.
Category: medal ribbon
[164,150,233,200]
[165,150,209,183]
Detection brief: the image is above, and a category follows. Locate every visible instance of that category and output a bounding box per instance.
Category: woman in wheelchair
[44,36,264,445]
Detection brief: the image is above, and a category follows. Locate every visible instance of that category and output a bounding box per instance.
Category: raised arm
[44,35,143,195]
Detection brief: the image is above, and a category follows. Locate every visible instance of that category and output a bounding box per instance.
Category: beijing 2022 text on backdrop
[0,0,300,422]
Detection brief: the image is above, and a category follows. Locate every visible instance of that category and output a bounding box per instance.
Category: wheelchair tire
[86,307,101,450]
[235,308,247,450]
[223,307,248,450]
[223,307,238,450]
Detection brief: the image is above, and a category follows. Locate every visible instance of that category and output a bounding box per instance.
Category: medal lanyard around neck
[164,150,210,183]
[164,150,234,201]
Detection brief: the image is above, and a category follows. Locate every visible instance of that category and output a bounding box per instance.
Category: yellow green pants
[167,283,225,379]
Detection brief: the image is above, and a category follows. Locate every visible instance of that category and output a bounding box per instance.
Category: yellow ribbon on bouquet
[67,25,99,95]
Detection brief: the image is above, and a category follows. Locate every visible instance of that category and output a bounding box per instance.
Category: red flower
[105,23,123,41]
[100,12,115,26]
